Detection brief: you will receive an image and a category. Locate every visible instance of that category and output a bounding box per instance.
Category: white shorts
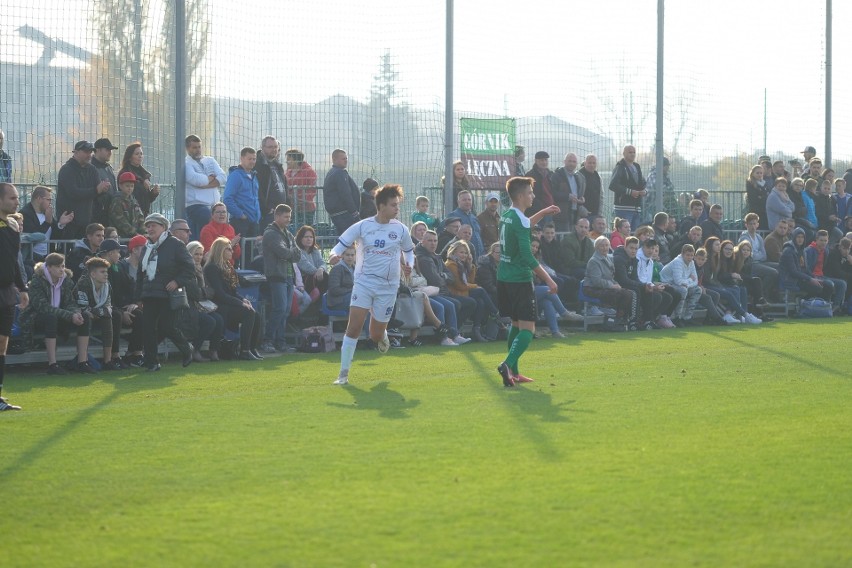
[350,280,397,323]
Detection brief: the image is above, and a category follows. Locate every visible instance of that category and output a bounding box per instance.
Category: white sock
[340,335,357,374]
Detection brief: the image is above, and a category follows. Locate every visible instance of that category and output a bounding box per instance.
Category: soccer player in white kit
[328,184,414,385]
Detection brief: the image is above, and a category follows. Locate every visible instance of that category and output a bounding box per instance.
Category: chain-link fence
[2,0,850,225]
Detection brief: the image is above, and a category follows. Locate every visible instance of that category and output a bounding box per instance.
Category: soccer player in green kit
[496,177,560,387]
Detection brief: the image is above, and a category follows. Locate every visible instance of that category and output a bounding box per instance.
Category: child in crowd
[73,256,119,369]
[411,195,439,230]
[109,171,145,238]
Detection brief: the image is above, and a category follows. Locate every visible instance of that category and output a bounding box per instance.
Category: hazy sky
[2,0,850,163]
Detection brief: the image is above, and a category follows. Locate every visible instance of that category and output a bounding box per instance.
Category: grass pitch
[2,320,851,567]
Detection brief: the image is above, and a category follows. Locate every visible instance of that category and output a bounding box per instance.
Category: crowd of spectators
[1,133,852,389]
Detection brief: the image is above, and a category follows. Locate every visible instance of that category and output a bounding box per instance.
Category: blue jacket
[449,207,484,258]
[223,166,261,223]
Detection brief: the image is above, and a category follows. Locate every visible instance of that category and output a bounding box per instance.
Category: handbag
[395,293,424,330]
[798,297,833,318]
[169,287,190,310]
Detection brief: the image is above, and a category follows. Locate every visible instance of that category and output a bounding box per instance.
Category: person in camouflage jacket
[109,172,145,238]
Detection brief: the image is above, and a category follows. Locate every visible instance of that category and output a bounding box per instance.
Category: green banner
[460,117,517,190]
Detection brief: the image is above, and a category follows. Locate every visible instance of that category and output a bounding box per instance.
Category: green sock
[504,329,533,374]
[506,325,520,352]
[506,325,521,374]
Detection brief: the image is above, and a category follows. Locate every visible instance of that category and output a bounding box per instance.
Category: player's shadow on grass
[328,381,420,419]
[459,351,575,461]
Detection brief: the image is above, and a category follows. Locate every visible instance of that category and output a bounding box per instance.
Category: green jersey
[497,207,539,283]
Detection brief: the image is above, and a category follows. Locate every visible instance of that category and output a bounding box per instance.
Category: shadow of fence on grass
[705,328,849,379]
[1,371,180,480]
[327,381,420,419]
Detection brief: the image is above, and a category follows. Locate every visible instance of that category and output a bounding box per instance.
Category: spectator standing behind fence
[223,147,261,239]
[360,178,379,219]
[118,142,160,217]
[109,172,145,238]
[260,204,302,353]
[441,160,472,210]
[56,141,111,240]
[608,145,646,229]
[477,192,501,250]
[0,129,11,183]
[200,202,242,264]
[90,138,119,226]
[19,253,87,375]
[525,151,554,219]
[323,149,360,235]
[254,136,289,229]
[22,186,72,263]
[644,157,674,224]
[551,153,586,232]
[745,164,770,231]
[205,237,263,361]
[580,154,602,218]
[136,213,195,372]
[284,148,318,227]
[184,135,227,240]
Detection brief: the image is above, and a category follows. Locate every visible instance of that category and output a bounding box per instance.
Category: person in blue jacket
[223,147,261,238]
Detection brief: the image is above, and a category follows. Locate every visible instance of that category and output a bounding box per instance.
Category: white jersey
[332,217,414,287]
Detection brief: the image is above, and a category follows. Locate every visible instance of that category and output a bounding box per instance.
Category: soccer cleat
[497,362,515,387]
[376,331,390,354]
[0,397,22,411]
[333,371,349,385]
[513,373,534,383]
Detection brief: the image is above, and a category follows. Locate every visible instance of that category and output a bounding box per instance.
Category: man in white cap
[477,191,501,249]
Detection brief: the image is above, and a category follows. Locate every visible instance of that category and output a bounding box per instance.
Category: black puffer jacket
[135,234,196,300]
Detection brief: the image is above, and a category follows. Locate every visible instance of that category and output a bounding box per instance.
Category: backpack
[297,326,336,353]
[798,297,833,318]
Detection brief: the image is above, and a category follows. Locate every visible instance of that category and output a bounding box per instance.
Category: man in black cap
[56,141,111,239]
[525,151,554,218]
[801,146,816,176]
[91,138,119,226]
